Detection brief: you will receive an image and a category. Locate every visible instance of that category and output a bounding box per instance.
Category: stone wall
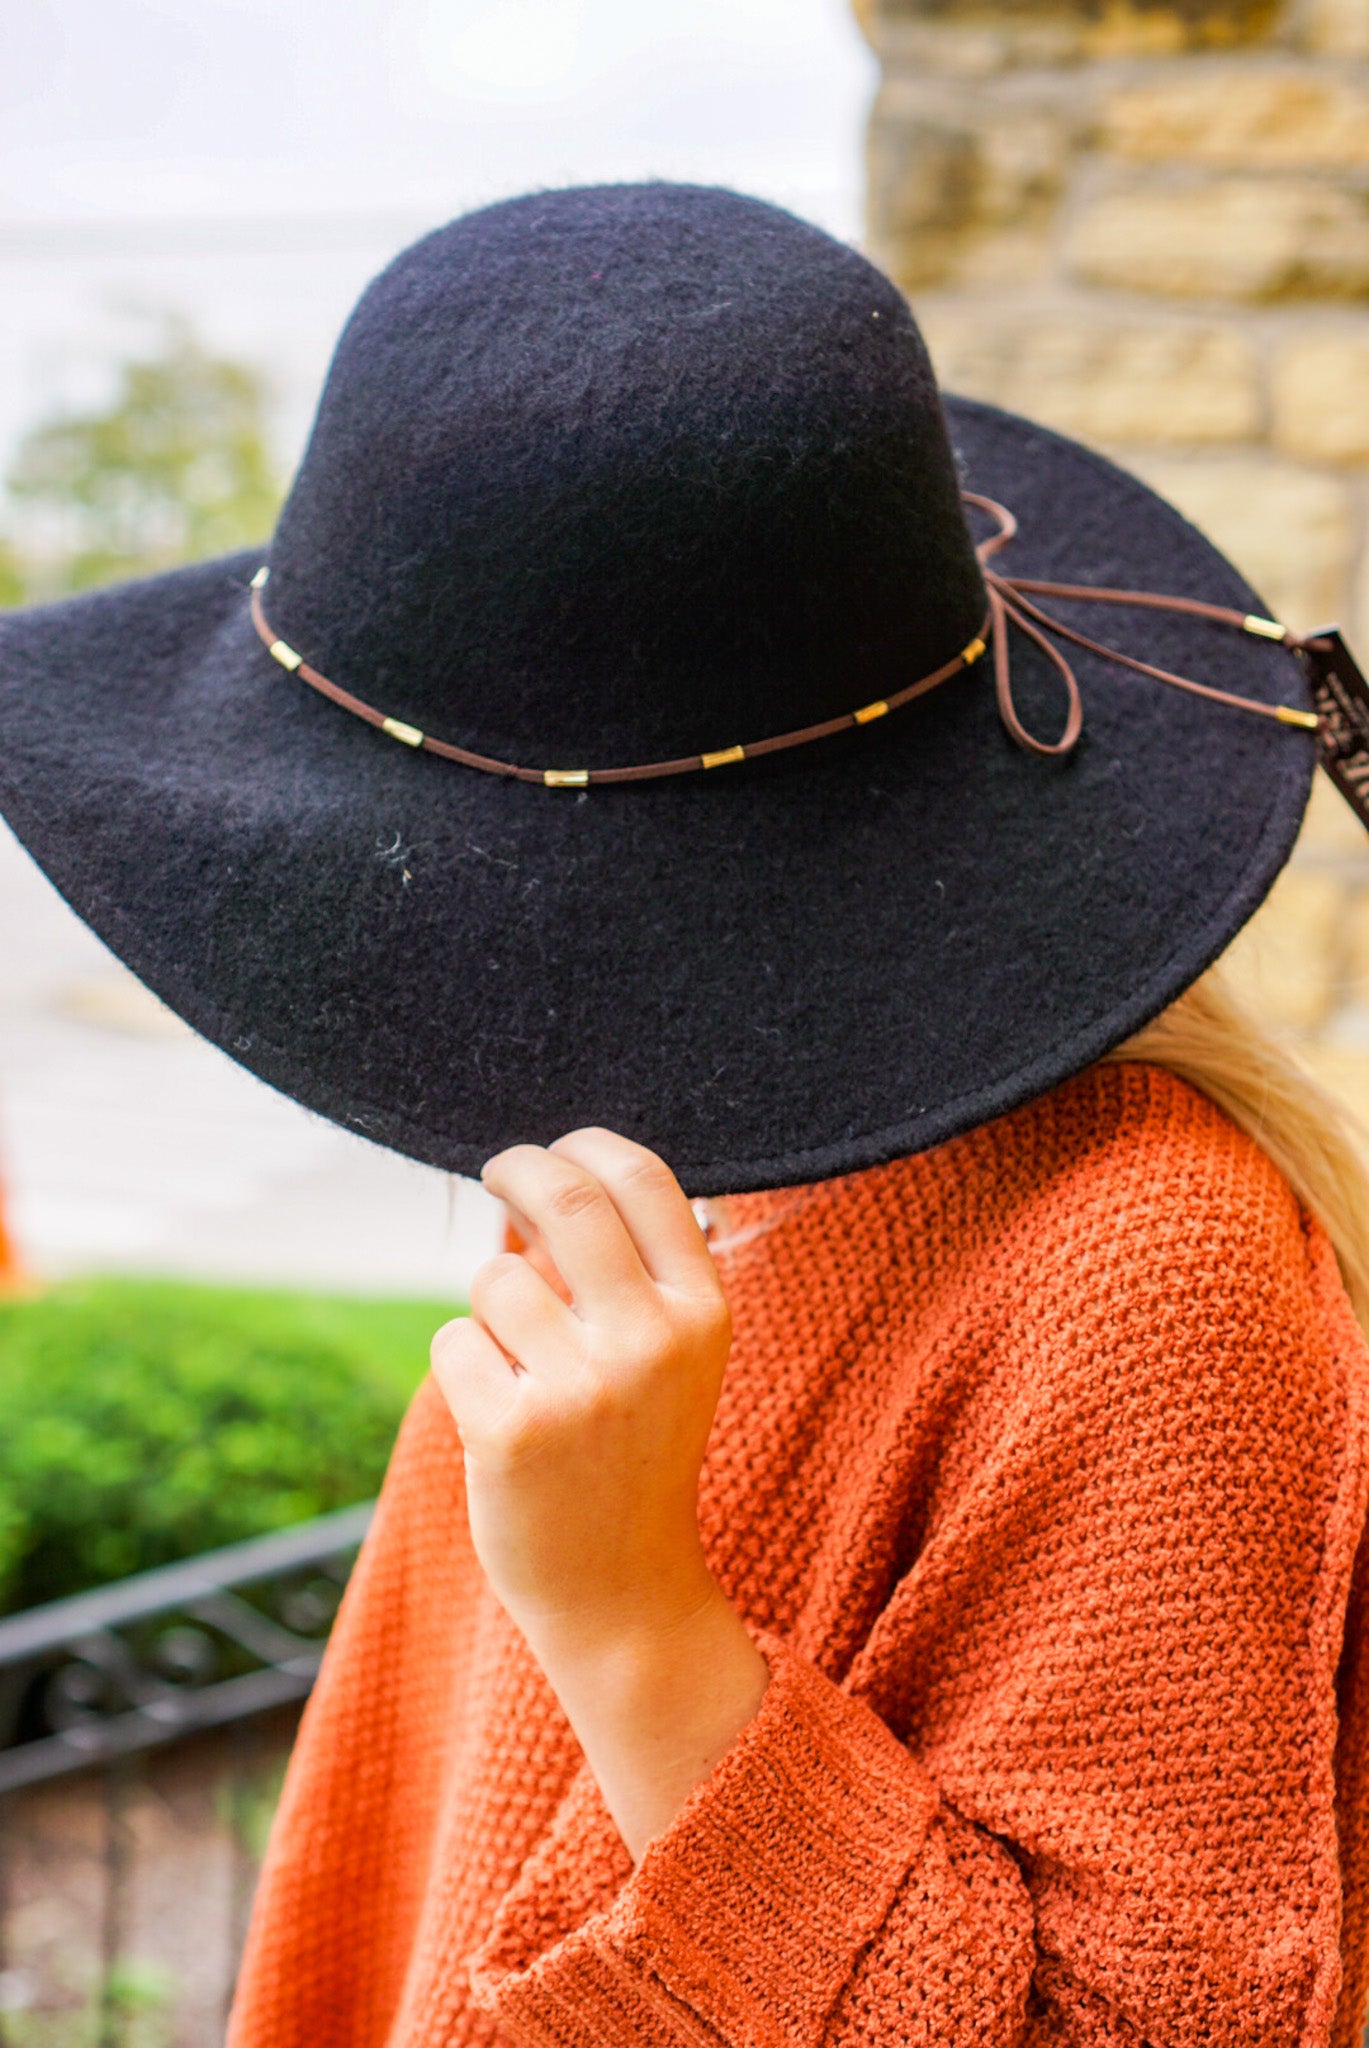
[857,0,1369,1126]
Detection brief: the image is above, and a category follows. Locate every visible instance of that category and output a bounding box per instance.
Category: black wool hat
[0,182,1325,1194]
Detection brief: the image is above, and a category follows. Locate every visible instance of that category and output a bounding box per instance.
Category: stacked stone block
[857,0,1369,1124]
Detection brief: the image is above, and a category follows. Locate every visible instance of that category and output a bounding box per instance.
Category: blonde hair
[1103,965,1369,1337]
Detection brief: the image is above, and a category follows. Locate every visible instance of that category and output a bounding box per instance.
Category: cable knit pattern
[228,1063,1369,2048]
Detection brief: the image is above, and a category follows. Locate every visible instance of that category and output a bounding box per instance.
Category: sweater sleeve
[466,1627,1035,2045]
[465,1204,1369,2048]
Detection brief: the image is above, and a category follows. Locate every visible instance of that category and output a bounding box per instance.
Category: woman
[3,181,1369,2046]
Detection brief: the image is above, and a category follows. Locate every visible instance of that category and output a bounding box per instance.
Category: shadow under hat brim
[0,397,1317,1195]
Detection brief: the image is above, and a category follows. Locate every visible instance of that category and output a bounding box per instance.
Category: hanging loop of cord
[962,490,1323,757]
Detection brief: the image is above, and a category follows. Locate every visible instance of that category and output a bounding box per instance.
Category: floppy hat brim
[0,397,1316,1195]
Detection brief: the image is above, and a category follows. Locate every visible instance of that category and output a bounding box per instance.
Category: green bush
[0,1279,457,1615]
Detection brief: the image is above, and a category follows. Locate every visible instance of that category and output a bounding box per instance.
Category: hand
[431,1128,733,1660]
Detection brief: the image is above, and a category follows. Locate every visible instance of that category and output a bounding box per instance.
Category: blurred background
[2,0,1368,2040]
[0,0,872,1302]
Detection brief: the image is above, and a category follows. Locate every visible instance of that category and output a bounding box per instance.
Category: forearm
[526,1582,771,1864]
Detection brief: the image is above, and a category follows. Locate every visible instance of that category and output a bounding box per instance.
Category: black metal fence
[0,1507,370,2046]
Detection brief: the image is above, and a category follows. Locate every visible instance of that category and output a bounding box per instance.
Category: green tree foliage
[0,538,25,607]
[0,1278,448,1614]
[2,318,281,602]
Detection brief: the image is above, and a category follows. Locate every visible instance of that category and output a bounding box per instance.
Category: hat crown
[266,183,986,764]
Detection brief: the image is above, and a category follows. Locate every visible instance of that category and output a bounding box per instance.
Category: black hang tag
[1300,628,1369,836]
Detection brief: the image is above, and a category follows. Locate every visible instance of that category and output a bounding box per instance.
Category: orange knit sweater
[229,1063,1369,2048]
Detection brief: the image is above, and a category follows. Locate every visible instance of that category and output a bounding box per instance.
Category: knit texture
[228,1062,1369,2047]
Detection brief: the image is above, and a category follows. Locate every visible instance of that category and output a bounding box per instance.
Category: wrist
[513,1552,723,1676]
[531,1582,767,1755]
[526,1584,770,1863]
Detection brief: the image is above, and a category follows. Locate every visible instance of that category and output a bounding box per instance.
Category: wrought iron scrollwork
[0,1504,371,1790]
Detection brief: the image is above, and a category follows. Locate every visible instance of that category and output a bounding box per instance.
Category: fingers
[468,1252,581,1374]
[548,1129,717,1297]
[501,1203,573,1304]
[430,1314,524,1450]
[482,1145,651,1317]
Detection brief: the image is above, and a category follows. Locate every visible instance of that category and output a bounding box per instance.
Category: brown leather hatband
[247,492,1323,787]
